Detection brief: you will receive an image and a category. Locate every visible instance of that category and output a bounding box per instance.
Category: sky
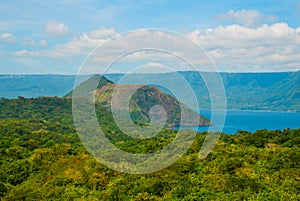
[0,0,300,74]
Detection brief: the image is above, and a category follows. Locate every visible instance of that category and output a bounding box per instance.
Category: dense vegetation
[0,97,299,200]
[1,71,299,111]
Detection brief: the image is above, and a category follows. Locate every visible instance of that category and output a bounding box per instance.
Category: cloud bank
[14,23,299,72]
[217,9,277,27]
[7,8,300,73]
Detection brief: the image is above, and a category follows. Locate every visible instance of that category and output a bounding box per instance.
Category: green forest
[0,96,299,200]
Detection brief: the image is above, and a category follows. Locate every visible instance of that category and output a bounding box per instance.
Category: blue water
[179,110,300,134]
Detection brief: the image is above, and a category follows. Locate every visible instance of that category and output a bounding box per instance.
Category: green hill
[67,75,211,127]
[65,75,113,97]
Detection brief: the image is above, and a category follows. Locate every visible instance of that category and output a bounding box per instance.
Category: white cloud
[0,33,12,39]
[51,27,116,56]
[0,32,15,42]
[39,40,48,46]
[22,38,48,46]
[60,29,198,63]
[45,20,69,38]
[15,49,40,57]
[187,23,300,49]
[23,38,35,46]
[13,24,300,72]
[132,62,173,74]
[187,23,300,72]
[217,10,277,27]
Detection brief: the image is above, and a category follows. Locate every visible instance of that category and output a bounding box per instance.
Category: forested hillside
[0,97,299,200]
[106,71,300,111]
[0,75,89,98]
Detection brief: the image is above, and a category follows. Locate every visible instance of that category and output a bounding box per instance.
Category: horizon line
[0,70,299,76]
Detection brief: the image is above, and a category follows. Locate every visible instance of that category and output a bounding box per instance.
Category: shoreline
[199,108,299,113]
[1,96,299,113]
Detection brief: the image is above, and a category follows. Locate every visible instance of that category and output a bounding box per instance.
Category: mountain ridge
[0,71,299,112]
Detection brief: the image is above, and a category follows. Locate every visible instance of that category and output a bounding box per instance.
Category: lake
[178,110,300,134]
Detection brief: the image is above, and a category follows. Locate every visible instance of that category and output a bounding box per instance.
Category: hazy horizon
[0,70,299,76]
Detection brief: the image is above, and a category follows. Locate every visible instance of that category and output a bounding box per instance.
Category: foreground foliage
[0,97,299,200]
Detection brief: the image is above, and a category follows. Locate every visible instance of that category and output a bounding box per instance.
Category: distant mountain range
[0,71,299,111]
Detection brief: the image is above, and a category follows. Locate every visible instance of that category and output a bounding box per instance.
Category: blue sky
[0,0,300,74]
